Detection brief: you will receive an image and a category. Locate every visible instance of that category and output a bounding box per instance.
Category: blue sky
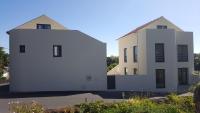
[0,0,199,56]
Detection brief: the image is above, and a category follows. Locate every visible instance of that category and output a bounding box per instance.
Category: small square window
[19,45,25,53]
[53,45,62,57]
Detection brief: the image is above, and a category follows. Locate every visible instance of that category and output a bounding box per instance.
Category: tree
[0,47,9,79]
[107,56,118,71]
[194,53,200,72]
[194,84,200,113]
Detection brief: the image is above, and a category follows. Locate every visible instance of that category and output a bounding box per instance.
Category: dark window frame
[19,45,25,53]
[53,45,62,57]
[157,25,167,29]
[133,46,138,62]
[155,43,165,62]
[133,68,137,74]
[178,68,188,85]
[124,67,127,75]
[37,24,51,29]
[124,48,127,63]
[156,69,165,88]
[177,45,188,62]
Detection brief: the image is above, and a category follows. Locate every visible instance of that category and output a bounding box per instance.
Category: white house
[108,16,194,92]
[8,15,107,92]
[7,15,195,93]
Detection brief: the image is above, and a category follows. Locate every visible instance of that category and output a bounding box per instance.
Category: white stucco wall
[114,75,176,92]
[176,31,194,84]
[146,29,178,92]
[9,29,107,92]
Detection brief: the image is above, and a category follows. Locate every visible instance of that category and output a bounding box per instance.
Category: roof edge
[117,16,163,40]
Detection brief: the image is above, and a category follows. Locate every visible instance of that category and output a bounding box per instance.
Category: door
[107,76,116,89]
[178,68,188,85]
[156,69,165,88]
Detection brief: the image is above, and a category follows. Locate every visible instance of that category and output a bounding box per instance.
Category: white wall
[114,75,174,92]
[176,31,194,84]
[146,29,178,92]
[9,29,107,92]
[113,29,193,92]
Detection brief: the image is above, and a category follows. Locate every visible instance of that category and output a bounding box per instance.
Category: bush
[167,94,195,113]
[9,94,195,113]
[78,96,194,113]
[79,101,110,113]
[194,84,200,113]
[9,101,45,113]
[45,106,80,113]
[189,81,200,92]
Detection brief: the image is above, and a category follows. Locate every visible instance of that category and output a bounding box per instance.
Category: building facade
[108,17,194,92]
[8,15,107,92]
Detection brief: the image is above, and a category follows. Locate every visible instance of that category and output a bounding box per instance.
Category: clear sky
[0,0,199,56]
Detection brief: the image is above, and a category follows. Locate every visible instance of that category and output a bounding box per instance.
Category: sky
[0,0,199,56]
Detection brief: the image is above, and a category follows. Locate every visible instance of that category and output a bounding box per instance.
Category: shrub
[45,106,80,113]
[167,94,195,113]
[9,95,195,113]
[79,101,110,113]
[189,81,200,92]
[194,84,200,113]
[78,97,192,113]
[9,101,45,113]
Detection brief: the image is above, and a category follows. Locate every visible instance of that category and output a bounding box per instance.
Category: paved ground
[0,84,124,113]
[0,84,193,113]
[0,93,124,113]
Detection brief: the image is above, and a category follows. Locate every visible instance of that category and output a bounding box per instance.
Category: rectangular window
[124,48,127,63]
[156,69,165,88]
[177,45,188,62]
[155,43,165,62]
[124,67,128,75]
[133,46,138,62]
[37,24,51,29]
[178,68,188,85]
[157,25,167,29]
[53,45,62,57]
[133,68,137,74]
[19,45,25,53]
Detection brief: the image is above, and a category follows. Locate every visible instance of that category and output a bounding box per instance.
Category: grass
[9,94,195,113]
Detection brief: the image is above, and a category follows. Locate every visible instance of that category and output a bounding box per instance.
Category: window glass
[124,67,128,75]
[157,25,167,29]
[133,46,138,62]
[177,45,188,62]
[19,45,25,53]
[124,48,127,62]
[133,68,137,74]
[155,43,165,62]
[156,69,165,88]
[37,24,51,29]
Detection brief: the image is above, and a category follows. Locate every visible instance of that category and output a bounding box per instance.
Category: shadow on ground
[0,84,169,99]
